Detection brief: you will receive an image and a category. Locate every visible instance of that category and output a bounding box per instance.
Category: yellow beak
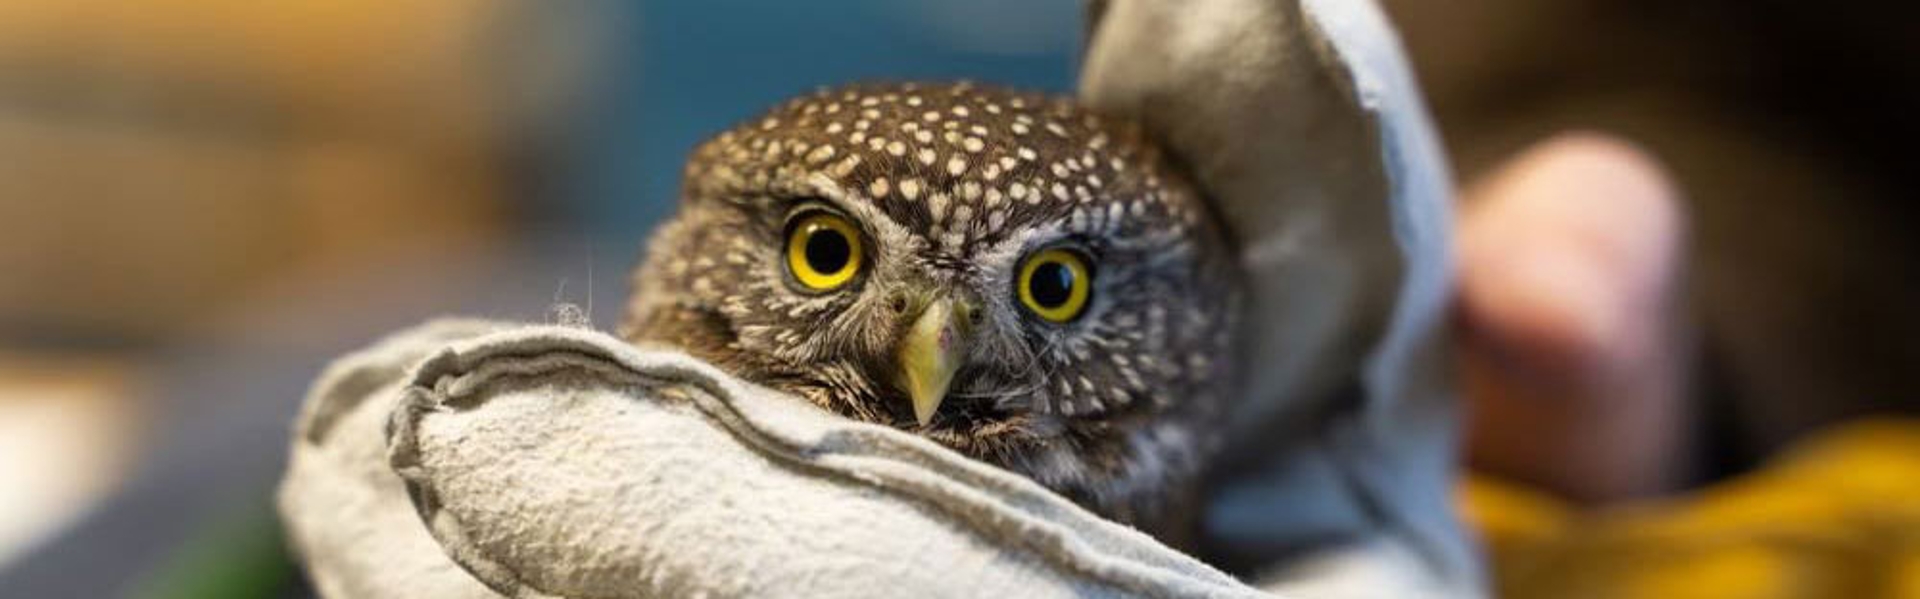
[897,298,970,426]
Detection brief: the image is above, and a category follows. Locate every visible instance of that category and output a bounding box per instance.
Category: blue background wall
[562,1,1083,240]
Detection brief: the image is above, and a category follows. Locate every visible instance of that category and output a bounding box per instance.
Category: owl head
[625,82,1239,520]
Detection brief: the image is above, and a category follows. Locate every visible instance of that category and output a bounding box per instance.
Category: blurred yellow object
[1462,419,1920,598]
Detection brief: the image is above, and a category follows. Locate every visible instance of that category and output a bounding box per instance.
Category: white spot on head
[805,144,836,164]
[945,155,967,176]
[830,154,862,177]
[900,178,923,200]
[928,193,950,222]
[868,178,891,198]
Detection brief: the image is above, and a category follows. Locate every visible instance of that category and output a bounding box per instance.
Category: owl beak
[898,297,971,427]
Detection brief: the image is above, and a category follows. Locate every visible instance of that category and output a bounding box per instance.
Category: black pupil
[1029,262,1075,308]
[804,225,851,274]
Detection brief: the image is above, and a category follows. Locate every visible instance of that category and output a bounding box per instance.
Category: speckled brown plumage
[624,82,1241,543]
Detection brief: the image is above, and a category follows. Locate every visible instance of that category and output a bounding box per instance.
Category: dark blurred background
[0,0,1912,596]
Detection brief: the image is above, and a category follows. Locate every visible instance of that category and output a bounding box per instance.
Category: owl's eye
[1016,248,1092,323]
[785,212,865,291]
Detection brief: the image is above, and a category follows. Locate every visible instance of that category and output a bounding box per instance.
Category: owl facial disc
[625,83,1243,538]
[897,296,973,426]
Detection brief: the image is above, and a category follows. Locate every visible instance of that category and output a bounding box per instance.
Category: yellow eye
[786,212,864,291]
[1017,248,1092,322]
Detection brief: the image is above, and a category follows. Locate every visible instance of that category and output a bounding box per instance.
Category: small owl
[624,82,1240,542]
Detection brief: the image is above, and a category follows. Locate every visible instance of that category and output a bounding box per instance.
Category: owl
[623,82,1240,543]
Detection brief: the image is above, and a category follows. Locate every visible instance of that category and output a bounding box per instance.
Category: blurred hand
[1454,133,1690,505]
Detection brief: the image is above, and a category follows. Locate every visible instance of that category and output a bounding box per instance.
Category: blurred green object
[134,504,297,599]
